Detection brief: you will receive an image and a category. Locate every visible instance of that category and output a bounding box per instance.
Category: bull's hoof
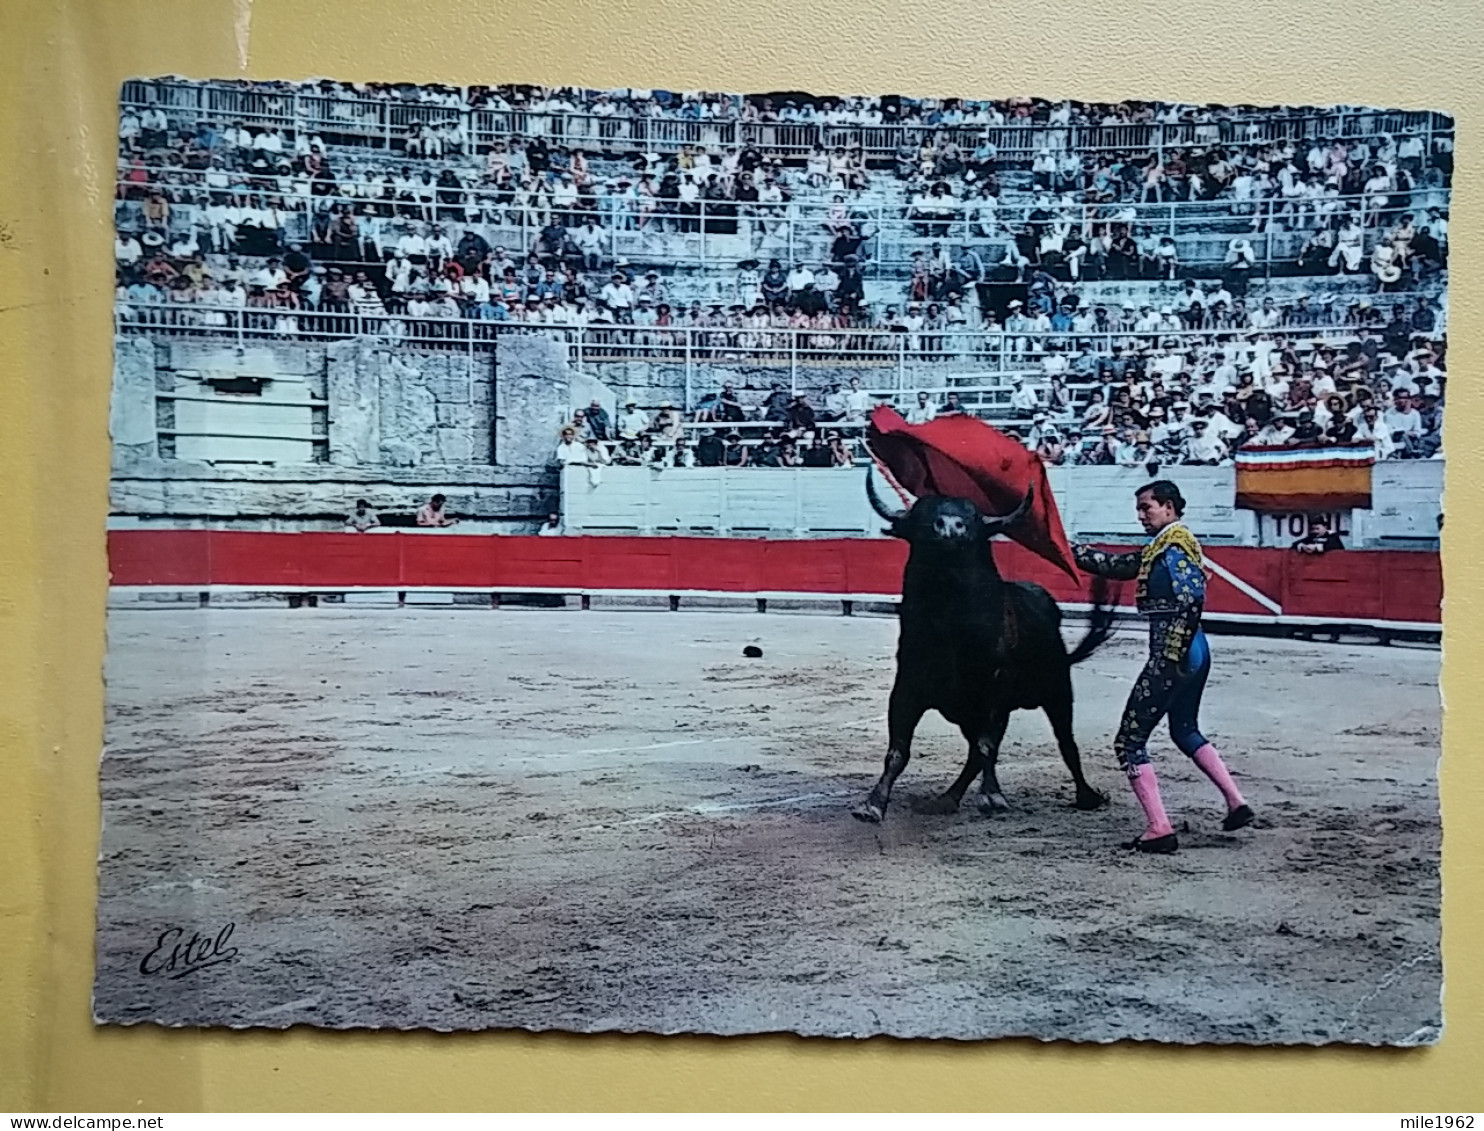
[851,801,885,824]
[1075,788,1110,811]
[976,792,1012,816]
[910,794,960,816]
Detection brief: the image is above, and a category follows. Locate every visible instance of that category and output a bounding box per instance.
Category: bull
[852,473,1115,823]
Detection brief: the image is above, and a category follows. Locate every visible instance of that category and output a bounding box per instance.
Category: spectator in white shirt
[115,233,143,266]
[397,226,429,263]
[1382,389,1422,455]
[250,259,287,290]
[600,273,634,319]
[1256,417,1295,446]
[1210,352,1238,390]
[1249,297,1282,330]
[843,377,873,422]
[460,272,491,305]
[1181,418,1227,464]
[1353,406,1398,459]
[617,399,650,440]
[426,225,453,268]
[554,427,586,465]
[905,391,938,425]
[1008,377,1040,417]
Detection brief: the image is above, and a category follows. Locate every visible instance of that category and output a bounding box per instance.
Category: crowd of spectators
[544,298,1444,481]
[116,83,1449,481]
[132,81,1448,146]
[551,386,868,476]
[989,316,1446,469]
[116,84,1451,316]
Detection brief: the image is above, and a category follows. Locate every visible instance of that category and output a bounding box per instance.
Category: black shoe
[1125,832,1179,855]
[1222,804,1255,832]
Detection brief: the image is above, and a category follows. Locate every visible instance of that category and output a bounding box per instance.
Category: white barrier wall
[562,461,1444,546]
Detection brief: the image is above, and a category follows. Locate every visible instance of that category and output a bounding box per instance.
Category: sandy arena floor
[94,605,1443,1045]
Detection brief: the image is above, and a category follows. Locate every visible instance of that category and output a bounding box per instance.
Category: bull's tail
[1066,576,1118,666]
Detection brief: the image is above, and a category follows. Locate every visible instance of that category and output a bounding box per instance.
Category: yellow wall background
[3,0,1482,1111]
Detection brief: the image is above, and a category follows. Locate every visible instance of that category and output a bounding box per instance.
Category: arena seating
[114,80,1451,470]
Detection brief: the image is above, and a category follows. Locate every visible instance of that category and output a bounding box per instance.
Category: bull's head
[867,469,1033,548]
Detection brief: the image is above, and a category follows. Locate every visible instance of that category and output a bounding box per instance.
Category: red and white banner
[1234,443,1377,512]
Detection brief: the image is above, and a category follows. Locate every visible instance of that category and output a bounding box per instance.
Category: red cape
[866,406,1079,579]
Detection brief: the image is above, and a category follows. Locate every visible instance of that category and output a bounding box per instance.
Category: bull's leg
[914,714,1002,814]
[852,688,925,824]
[912,739,980,815]
[1045,679,1108,811]
[973,713,1014,815]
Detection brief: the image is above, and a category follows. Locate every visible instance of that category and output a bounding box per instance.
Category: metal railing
[116,302,1442,411]
[121,80,1454,165]
[115,171,1451,277]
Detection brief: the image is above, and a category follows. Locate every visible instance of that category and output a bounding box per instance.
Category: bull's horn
[982,485,1035,533]
[865,468,909,522]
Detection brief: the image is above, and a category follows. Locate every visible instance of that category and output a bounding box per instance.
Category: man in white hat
[617,397,649,440]
[1009,375,1040,417]
[1003,298,1032,360]
[1026,409,1050,448]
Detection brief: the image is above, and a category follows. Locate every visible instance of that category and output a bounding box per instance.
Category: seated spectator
[1181,418,1227,465]
[1082,425,1121,466]
[722,430,750,467]
[695,430,725,466]
[1292,518,1344,554]
[1415,392,1443,458]
[345,498,380,532]
[1382,388,1423,457]
[905,390,937,425]
[1256,416,1296,446]
[617,398,649,440]
[1036,429,1067,467]
[671,435,698,468]
[801,433,832,468]
[827,431,854,467]
[786,393,817,433]
[1118,430,1156,470]
[537,512,564,536]
[1008,376,1039,418]
[577,435,612,484]
[1291,408,1324,443]
[842,376,873,423]
[554,426,586,465]
[1352,404,1398,459]
[652,401,683,443]
[416,493,459,527]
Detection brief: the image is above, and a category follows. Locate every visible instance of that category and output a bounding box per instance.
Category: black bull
[851,475,1116,823]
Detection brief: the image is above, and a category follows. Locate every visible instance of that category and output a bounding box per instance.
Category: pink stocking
[1191,743,1245,811]
[1127,764,1176,839]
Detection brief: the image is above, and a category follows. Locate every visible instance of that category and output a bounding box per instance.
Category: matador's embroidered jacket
[1074,523,1207,667]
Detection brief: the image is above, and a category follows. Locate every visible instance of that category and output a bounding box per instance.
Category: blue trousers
[1115,630,1212,774]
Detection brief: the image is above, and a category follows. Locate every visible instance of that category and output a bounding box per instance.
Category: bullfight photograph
[98,77,1446,1045]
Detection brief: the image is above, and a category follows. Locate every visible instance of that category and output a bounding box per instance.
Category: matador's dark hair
[1136,479,1186,517]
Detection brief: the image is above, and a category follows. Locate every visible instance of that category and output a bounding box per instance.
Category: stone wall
[109,331,592,529]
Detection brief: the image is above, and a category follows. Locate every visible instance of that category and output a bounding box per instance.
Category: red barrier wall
[106,531,1441,626]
